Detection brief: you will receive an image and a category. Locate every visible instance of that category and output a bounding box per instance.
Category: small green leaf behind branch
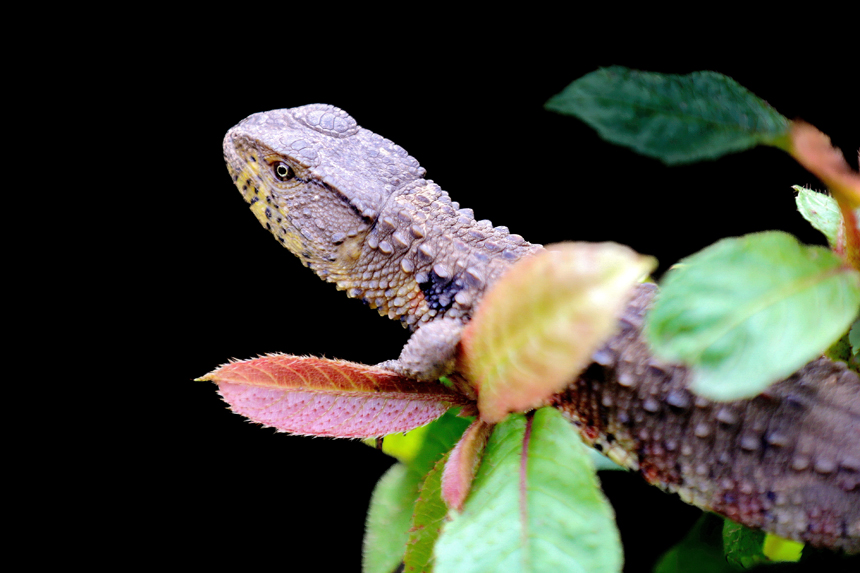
[645,232,860,401]
[546,66,790,164]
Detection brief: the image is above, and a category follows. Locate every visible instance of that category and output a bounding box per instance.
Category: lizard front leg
[377,318,465,382]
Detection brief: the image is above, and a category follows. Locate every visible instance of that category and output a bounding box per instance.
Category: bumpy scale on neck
[335,178,542,329]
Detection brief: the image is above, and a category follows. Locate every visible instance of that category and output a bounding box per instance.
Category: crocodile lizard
[222,104,859,553]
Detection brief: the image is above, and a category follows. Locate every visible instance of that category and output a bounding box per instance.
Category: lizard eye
[273,162,295,181]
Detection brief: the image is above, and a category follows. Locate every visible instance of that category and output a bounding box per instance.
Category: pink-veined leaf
[441,418,492,511]
[197,354,471,438]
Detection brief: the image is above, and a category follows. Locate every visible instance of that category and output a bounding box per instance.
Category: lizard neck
[333,179,542,330]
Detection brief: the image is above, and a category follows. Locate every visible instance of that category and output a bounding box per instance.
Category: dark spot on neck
[417,268,464,312]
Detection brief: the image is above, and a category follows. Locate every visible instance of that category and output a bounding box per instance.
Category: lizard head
[223,104,426,285]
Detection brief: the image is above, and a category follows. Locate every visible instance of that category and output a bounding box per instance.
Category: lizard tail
[553,283,860,553]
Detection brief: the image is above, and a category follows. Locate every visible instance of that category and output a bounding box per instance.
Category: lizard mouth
[222,132,256,201]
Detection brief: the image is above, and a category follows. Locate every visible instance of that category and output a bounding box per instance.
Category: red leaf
[789,120,860,208]
[198,354,471,438]
[789,120,860,270]
[441,418,492,511]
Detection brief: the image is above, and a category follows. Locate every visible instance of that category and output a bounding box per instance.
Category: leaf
[545,66,789,164]
[363,463,421,573]
[587,447,626,472]
[654,513,734,573]
[403,454,449,573]
[407,411,475,476]
[789,122,860,270]
[851,319,860,356]
[646,231,860,400]
[462,241,655,423]
[441,419,492,511]
[826,330,854,366]
[363,412,473,573]
[366,423,431,465]
[198,354,470,438]
[788,121,860,209]
[762,534,803,563]
[794,185,841,249]
[434,408,622,573]
[722,519,767,569]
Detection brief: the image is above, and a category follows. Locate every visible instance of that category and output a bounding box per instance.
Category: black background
[73,24,857,573]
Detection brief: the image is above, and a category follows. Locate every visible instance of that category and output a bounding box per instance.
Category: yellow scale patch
[249,194,270,228]
[234,163,306,256]
[232,160,428,324]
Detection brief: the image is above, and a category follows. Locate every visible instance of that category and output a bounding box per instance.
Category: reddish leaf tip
[441,419,492,511]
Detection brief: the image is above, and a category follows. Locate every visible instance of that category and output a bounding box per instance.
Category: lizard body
[223,104,859,552]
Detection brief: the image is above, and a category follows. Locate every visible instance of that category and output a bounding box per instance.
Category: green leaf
[363,412,472,573]
[722,520,767,569]
[462,241,655,423]
[646,231,860,400]
[367,424,431,465]
[850,319,860,356]
[826,330,854,365]
[403,454,449,573]
[655,513,734,573]
[794,185,841,248]
[587,447,626,472]
[545,66,790,164]
[363,463,422,573]
[762,534,803,563]
[434,408,622,573]
[409,411,474,476]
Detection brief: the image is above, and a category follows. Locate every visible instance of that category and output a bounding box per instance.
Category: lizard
[222,103,859,553]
